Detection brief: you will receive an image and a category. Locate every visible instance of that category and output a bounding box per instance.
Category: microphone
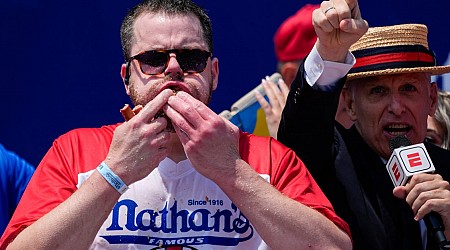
[386,135,449,249]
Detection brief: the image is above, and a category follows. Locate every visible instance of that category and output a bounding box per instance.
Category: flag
[220,73,281,136]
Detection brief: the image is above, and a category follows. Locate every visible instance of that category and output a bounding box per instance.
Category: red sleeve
[239,132,351,239]
[274,146,351,237]
[0,125,115,249]
[0,138,80,249]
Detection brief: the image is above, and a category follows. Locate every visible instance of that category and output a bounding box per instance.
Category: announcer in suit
[277,0,450,249]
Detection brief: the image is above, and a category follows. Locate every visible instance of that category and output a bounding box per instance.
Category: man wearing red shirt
[1,0,351,249]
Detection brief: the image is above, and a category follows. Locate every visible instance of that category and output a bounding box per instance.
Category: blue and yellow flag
[220,73,282,137]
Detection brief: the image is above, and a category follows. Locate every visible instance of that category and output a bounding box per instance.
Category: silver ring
[324,6,336,14]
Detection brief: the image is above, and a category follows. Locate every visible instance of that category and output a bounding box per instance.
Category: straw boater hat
[347,24,450,80]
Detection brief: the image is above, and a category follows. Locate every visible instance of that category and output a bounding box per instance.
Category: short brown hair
[120,0,213,62]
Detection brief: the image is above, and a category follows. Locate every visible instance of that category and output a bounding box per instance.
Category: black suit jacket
[278,62,450,250]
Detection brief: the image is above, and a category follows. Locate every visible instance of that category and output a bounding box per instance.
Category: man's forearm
[216,159,352,249]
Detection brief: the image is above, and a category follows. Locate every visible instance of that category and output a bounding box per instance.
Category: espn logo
[386,143,435,187]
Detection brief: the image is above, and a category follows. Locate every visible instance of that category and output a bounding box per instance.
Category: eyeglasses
[129,49,212,75]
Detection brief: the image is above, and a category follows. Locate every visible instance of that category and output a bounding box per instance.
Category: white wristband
[97,161,129,194]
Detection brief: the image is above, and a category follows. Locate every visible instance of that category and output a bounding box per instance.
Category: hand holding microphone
[386,136,450,249]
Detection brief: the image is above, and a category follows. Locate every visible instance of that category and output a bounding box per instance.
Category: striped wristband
[97,161,129,194]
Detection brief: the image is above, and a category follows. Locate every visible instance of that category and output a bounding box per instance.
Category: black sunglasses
[129,49,212,75]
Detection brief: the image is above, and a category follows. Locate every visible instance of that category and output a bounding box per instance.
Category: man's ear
[342,86,357,121]
[211,57,219,91]
[121,63,131,96]
[280,62,300,87]
[429,82,438,116]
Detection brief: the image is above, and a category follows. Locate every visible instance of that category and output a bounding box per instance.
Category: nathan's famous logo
[100,199,254,247]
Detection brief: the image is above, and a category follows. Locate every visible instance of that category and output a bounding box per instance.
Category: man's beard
[128,74,214,108]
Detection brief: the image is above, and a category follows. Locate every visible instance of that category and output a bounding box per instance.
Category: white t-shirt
[79,158,268,250]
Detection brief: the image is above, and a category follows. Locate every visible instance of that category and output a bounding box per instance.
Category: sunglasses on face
[129,49,212,75]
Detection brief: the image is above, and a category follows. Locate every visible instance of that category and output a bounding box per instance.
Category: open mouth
[159,82,190,96]
[168,86,182,93]
[384,124,411,136]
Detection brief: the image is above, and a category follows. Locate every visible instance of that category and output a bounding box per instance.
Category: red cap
[274,4,319,62]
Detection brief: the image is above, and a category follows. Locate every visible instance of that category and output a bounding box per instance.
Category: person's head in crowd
[274,4,318,87]
[427,91,450,149]
[274,3,353,128]
[342,24,450,158]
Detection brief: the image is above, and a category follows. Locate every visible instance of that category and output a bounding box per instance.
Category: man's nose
[164,54,183,76]
[388,93,406,115]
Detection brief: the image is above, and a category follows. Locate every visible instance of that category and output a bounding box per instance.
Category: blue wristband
[97,161,129,194]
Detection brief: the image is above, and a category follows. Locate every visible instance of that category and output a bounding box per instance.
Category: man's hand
[164,91,241,182]
[255,77,289,139]
[105,89,174,185]
[313,0,368,62]
[393,173,450,237]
